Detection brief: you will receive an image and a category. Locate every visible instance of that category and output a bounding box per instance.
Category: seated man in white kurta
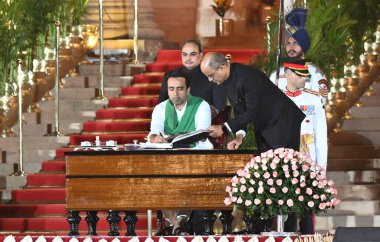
[148,70,213,149]
[148,70,213,235]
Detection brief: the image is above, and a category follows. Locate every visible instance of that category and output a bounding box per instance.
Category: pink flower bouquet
[224,148,340,219]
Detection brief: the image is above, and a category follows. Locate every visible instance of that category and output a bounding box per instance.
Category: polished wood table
[65,149,254,236]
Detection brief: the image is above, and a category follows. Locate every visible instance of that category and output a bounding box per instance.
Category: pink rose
[284,158,290,164]
[232,187,238,192]
[310,172,317,179]
[263,172,270,179]
[254,198,261,205]
[231,176,239,183]
[308,201,314,207]
[254,172,260,178]
[282,187,288,193]
[319,203,327,209]
[312,180,318,187]
[306,188,313,195]
[237,197,243,204]
[266,199,272,205]
[267,179,274,186]
[273,157,280,164]
[332,198,341,206]
[224,197,232,205]
[287,199,294,207]
[276,179,283,186]
[300,175,306,182]
[262,165,268,171]
[248,187,255,193]
[279,152,285,158]
[267,150,274,158]
[258,186,264,194]
[328,180,334,186]
[292,178,299,184]
[295,188,301,194]
[261,152,267,158]
[273,171,278,177]
[282,165,289,171]
[270,187,276,194]
[259,181,263,186]
[226,186,232,192]
[278,200,284,205]
[237,169,246,176]
[321,194,326,201]
[313,194,320,199]
[298,196,304,201]
[240,177,246,184]
[287,153,294,159]
[240,185,247,192]
[270,162,277,170]
[231,196,237,202]
[245,200,252,206]
[254,164,259,170]
[284,171,290,178]
[291,164,298,171]
[261,158,268,164]
[302,165,309,172]
[293,170,300,177]
[300,182,306,187]
[249,179,255,185]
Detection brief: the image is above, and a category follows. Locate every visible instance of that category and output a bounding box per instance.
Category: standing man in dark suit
[201,52,305,153]
[158,40,226,116]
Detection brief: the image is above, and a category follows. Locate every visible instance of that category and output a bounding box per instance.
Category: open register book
[140,129,211,149]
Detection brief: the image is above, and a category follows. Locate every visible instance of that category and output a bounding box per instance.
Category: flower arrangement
[224,148,340,219]
[211,0,234,18]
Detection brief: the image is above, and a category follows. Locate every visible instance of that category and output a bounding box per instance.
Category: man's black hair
[168,69,191,89]
[182,39,203,53]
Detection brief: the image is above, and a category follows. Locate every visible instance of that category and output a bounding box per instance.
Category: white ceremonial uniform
[283,89,328,169]
[148,99,213,149]
[270,63,329,104]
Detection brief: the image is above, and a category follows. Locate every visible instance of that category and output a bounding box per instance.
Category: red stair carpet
[0,49,264,236]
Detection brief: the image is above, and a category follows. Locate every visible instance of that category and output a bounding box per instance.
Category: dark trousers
[285,214,314,234]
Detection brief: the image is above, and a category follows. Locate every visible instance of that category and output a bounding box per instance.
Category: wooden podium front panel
[65,150,253,211]
[66,153,253,176]
[67,177,230,210]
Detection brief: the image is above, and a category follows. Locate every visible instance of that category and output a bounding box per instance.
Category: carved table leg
[124,211,138,236]
[107,210,121,236]
[85,210,99,235]
[203,210,216,235]
[219,210,234,234]
[67,211,81,236]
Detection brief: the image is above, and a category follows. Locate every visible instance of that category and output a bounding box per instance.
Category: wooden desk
[65,149,253,236]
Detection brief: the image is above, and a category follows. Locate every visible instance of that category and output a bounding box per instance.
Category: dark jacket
[158,66,227,111]
[223,63,305,153]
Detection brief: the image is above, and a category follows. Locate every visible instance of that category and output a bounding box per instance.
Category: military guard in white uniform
[281,58,328,235]
[282,59,328,169]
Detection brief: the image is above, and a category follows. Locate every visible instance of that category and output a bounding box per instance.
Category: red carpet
[1,49,264,236]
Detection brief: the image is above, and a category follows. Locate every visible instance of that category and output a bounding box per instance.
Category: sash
[164,95,203,135]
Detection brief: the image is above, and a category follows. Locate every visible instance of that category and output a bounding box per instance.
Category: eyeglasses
[181,52,199,57]
[205,65,222,79]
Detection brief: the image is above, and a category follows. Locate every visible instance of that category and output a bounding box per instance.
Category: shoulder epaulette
[304,88,321,96]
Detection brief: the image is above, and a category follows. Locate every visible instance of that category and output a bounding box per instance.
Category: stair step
[145,63,182,73]
[342,118,380,131]
[0,216,155,231]
[108,97,157,108]
[63,75,133,88]
[329,132,375,145]
[59,88,121,100]
[330,200,380,215]
[315,214,380,231]
[132,74,164,84]
[78,63,145,77]
[82,120,151,132]
[96,108,153,120]
[121,86,161,95]
[350,106,380,118]
[328,145,380,159]
[359,95,380,106]
[0,137,69,151]
[41,161,66,172]
[27,174,66,187]
[69,133,147,145]
[325,171,380,185]
[11,188,66,203]
[55,148,75,159]
[336,184,380,200]
[0,204,66,217]
[328,158,380,171]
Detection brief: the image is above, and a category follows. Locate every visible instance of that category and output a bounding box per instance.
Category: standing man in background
[158,39,226,116]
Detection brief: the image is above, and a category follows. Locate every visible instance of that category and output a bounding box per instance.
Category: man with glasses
[201,52,305,154]
[158,40,226,116]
